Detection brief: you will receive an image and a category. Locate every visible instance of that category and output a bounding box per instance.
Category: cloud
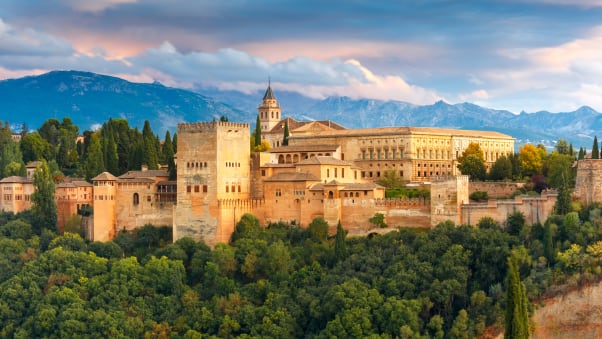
[0,18,73,57]
[129,42,441,104]
[60,0,138,13]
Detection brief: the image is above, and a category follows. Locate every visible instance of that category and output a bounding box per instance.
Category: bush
[470,191,489,202]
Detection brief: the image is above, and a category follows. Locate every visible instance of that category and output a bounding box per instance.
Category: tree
[593,136,600,159]
[457,142,486,181]
[31,160,58,232]
[334,220,348,262]
[162,131,176,180]
[504,251,530,339]
[578,147,585,160]
[554,182,572,215]
[489,155,512,181]
[85,133,105,180]
[506,210,525,236]
[369,213,388,228]
[555,139,570,155]
[519,143,545,176]
[282,119,290,146]
[544,152,574,188]
[376,170,404,189]
[308,216,328,241]
[142,120,159,169]
[254,115,262,148]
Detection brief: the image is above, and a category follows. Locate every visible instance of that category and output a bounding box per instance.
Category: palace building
[6,84,556,247]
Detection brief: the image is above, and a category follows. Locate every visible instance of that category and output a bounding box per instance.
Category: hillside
[0,71,246,135]
[1,70,602,148]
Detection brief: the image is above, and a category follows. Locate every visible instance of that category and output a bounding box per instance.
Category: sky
[1,0,602,113]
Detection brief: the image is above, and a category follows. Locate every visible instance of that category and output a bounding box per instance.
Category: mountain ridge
[0,70,599,148]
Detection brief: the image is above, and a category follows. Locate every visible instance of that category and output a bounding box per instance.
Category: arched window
[133,193,139,205]
[328,191,334,199]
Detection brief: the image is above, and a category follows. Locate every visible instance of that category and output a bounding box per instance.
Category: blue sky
[1,0,602,113]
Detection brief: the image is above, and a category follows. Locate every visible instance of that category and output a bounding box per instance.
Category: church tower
[258,81,281,133]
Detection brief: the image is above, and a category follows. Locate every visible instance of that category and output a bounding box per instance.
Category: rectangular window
[203,185,208,192]
[334,168,338,178]
[261,169,266,176]
[226,185,229,193]
[342,168,345,178]
[194,185,199,193]
[187,185,191,193]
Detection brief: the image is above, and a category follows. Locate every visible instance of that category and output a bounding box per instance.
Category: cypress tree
[142,120,159,169]
[592,136,599,159]
[85,133,105,180]
[505,252,530,339]
[568,143,574,157]
[31,160,58,232]
[105,133,119,175]
[282,119,290,146]
[163,131,176,180]
[578,147,585,160]
[254,115,262,147]
[334,220,348,263]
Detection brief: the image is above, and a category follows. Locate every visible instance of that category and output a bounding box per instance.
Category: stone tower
[430,175,469,226]
[174,121,250,246]
[91,172,117,241]
[258,82,281,133]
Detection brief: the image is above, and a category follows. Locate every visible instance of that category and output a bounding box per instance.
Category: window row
[226,162,241,168]
[187,161,208,168]
[186,185,208,193]
[362,171,403,178]
[361,149,405,160]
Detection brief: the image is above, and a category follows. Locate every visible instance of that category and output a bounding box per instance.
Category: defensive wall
[469,181,525,199]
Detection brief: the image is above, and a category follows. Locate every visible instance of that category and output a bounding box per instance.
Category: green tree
[334,220,348,262]
[282,119,290,146]
[449,309,470,339]
[578,147,585,160]
[162,130,176,180]
[231,213,261,242]
[457,142,486,181]
[105,132,119,175]
[85,133,105,180]
[369,213,388,228]
[142,120,159,169]
[376,169,404,189]
[489,154,512,181]
[544,152,574,188]
[254,115,262,148]
[506,210,525,236]
[308,216,328,241]
[31,160,58,232]
[20,132,54,163]
[1,139,25,177]
[555,139,570,155]
[593,136,600,159]
[504,251,530,339]
[554,183,572,215]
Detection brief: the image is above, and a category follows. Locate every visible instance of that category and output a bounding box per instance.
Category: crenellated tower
[174,121,251,246]
[258,82,281,133]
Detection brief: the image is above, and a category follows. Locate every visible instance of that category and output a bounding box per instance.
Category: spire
[262,78,276,101]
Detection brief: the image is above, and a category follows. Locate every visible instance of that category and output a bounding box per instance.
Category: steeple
[263,77,276,100]
[258,79,281,133]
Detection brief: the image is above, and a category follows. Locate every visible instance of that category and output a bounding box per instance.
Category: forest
[0,117,600,337]
[2,203,602,338]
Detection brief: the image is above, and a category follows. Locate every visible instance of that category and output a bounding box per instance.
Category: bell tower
[258,80,281,133]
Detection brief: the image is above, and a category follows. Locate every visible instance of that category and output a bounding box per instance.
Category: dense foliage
[3,204,602,337]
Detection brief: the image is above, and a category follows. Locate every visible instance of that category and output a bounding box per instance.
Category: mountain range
[0,70,600,149]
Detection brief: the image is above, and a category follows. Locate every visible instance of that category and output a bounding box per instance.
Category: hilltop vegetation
[2,204,602,337]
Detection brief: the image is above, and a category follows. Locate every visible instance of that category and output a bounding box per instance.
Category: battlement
[218,198,266,208]
[178,121,250,132]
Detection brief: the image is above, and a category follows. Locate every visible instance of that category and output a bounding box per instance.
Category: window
[203,185,208,192]
[275,189,282,197]
[133,193,139,205]
[194,185,199,193]
[147,195,151,202]
[187,185,191,193]
[342,168,345,178]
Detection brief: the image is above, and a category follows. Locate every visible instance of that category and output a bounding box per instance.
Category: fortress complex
[2,85,556,247]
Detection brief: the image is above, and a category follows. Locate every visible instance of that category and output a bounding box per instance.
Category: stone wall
[460,191,557,226]
[469,181,524,199]
[575,159,602,205]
